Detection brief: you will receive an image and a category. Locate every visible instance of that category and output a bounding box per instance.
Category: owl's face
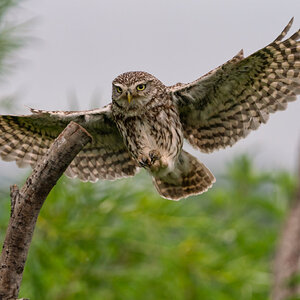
[111,71,164,113]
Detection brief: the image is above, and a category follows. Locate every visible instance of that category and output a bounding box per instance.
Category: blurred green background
[0,1,298,299]
[0,157,296,299]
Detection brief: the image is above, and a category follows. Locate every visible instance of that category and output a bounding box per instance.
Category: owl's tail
[153,150,215,200]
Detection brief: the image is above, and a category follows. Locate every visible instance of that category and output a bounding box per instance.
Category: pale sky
[0,0,299,185]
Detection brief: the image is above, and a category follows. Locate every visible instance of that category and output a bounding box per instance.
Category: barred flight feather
[0,19,298,201]
[0,107,139,182]
[171,18,300,153]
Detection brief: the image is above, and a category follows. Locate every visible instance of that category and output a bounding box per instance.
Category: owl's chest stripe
[117,110,182,160]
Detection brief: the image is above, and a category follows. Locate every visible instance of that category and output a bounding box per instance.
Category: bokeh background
[0,0,299,299]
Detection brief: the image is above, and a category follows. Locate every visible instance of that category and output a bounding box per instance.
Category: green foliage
[0,0,25,81]
[0,0,30,113]
[0,156,296,300]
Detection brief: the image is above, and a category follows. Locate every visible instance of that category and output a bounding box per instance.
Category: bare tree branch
[0,121,92,300]
[271,146,300,300]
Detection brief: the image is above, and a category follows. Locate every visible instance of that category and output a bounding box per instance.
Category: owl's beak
[127,91,132,104]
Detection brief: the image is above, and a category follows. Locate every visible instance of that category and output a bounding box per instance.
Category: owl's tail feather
[153,150,215,201]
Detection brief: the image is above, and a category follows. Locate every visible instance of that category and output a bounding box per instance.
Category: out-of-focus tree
[0,0,29,112]
[0,0,25,78]
[0,156,295,300]
[272,149,300,300]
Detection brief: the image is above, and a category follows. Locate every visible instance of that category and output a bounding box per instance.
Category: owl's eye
[136,84,146,91]
[116,86,123,93]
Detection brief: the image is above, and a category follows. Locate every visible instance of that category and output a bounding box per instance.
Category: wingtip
[274,17,295,42]
[230,49,244,63]
[25,105,45,114]
[24,105,36,113]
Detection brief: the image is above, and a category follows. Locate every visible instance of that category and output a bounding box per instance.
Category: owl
[0,19,299,200]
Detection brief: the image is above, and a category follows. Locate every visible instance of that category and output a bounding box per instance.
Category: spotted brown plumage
[0,19,299,200]
[171,18,299,153]
[0,106,139,181]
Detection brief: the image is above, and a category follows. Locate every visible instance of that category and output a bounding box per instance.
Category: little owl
[0,19,299,200]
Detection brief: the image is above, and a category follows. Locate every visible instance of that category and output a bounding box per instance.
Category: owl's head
[111,71,165,113]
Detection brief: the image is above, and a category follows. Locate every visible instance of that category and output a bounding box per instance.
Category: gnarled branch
[0,121,92,300]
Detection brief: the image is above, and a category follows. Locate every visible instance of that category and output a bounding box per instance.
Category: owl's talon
[137,150,162,170]
[150,160,161,172]
[138,150,168,172]
[149,150,161,163]
[138,156,150,168]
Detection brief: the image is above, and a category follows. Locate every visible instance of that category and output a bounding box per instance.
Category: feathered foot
[138,149,168,172]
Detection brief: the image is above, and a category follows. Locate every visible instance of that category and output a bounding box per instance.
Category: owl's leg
[137,149,168,172]
[149,150,168,170]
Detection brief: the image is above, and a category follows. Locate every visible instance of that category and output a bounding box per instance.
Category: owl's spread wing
[171,18,300,153]
[0,104,139,181]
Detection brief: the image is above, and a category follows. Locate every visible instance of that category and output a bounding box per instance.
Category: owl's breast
[115,107,183,162]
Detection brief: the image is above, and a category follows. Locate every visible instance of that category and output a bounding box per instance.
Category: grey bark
[271,148,300,300]
[0,122,92,300]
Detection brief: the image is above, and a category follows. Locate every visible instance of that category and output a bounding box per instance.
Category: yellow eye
[116,86,123,93]
[136,84,146,91]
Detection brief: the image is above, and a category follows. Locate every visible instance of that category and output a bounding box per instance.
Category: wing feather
[0,104,139,181]
[171,19,300,153]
